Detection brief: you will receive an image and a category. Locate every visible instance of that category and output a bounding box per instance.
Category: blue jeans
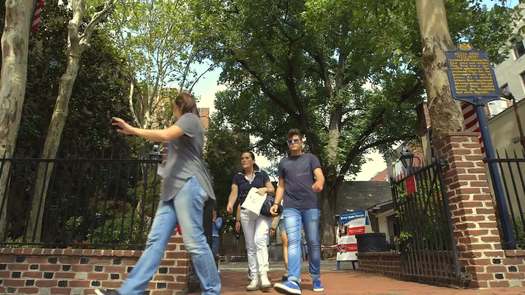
[119,176,221,295]
[283,208,321,284]
[211,236,220,257]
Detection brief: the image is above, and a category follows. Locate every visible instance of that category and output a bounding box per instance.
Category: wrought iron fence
[0,156,161,249]
[487,150,525,249]
[391,161,464,285]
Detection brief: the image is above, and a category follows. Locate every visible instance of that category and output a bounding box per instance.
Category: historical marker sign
[446,49,500,104]
[446,47,516,248]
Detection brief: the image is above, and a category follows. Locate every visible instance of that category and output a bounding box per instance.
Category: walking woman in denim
[96,92,220,295]
[226,151,275,291]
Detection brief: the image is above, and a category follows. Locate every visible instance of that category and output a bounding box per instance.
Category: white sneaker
[246,277,260,291]
[260,272,271,290]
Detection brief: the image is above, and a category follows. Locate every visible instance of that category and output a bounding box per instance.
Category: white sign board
[336,210,370,261]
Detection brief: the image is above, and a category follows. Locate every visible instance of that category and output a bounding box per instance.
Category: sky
[482,0,519,7]
[190,0,520,180]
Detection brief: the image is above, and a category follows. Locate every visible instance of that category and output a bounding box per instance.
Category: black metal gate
[488,150,525,249]
[391,161,465,286]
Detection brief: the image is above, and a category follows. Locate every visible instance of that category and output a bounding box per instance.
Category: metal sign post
[446,47,516,249]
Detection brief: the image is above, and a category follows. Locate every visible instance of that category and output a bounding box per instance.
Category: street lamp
[399,146,414,172]
[149,144,162,162]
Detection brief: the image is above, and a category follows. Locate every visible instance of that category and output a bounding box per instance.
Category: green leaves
[204,118,250,211]
[2,1,135,157]
[447,0,515,63]
[188,0,514,183]
[189,0,420,177]
[106,0,204,128]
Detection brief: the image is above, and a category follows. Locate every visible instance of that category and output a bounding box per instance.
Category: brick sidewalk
[192,270,525,295]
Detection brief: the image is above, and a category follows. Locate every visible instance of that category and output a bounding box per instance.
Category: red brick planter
[0,235,188,295]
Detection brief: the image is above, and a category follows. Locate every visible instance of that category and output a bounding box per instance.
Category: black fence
[0,157,161,249]
[488,150,525,249]
[390,161,464,286]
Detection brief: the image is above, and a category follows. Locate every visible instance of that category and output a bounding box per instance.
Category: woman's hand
[257,187,267,195]
[269,204,280,216]
[112,117,136,135]
[226,203,234,214]
[235,220,241,233]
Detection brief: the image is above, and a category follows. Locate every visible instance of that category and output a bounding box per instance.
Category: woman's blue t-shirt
[232,170,270,204]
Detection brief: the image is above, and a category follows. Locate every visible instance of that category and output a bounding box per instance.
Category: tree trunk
[326,111,341,168]
[26,55,81,241]
[320,176,339,248]
[322,133,339,247]
[416,0,463,135]
[0,0,34,240]
[321,59,344,246]
[26,0,115,242]
[128,80,141,126]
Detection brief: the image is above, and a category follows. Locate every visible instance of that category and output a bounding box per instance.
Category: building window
[513,39,525,59]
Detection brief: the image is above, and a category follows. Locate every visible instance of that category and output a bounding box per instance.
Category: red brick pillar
[434,132,507,288]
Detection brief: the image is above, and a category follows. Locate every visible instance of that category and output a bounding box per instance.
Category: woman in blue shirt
[227,151,275,291]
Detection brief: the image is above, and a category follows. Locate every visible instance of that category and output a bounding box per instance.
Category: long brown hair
[174,91,199,116]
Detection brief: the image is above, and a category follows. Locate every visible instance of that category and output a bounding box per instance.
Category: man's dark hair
[287,128,303,139]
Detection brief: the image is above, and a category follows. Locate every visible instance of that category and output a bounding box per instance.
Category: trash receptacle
[356,233,389,252]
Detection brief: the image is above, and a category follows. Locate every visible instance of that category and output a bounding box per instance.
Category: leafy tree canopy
[186,0,514,242]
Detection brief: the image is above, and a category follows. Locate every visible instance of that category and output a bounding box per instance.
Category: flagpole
[474,98,515,249]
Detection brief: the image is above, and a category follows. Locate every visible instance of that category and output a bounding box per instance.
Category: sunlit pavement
[188,261,525,295]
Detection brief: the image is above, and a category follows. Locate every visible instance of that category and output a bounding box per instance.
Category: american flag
[31,0,45,33]
[461,102,485,153]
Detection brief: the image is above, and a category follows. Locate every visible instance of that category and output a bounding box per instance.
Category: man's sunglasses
[287,138,301,145]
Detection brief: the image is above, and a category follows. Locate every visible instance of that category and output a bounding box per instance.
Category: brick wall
[358,132,525,289]
[358,250,525,288]
[434,132,525,288]
[503,250,525,286]
[0,235,188,295]
[358,251,459,285]
[358,252,401,279]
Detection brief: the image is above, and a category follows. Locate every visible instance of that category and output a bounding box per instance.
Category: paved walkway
[188,261,525,295]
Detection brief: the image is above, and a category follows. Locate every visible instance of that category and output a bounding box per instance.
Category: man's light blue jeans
[283,208,321,284]
[119,176,221,295]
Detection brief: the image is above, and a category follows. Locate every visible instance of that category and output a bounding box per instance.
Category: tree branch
[68,0,84,54]
[79,0,116,49]
[179,50,195,91]
[309,48,332,98]
[336,108,385,184]
[333,78,423,188]
[234,55,298,117]
[284,54,304,117]
[189,64,214,92]
[357,134,415,154]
